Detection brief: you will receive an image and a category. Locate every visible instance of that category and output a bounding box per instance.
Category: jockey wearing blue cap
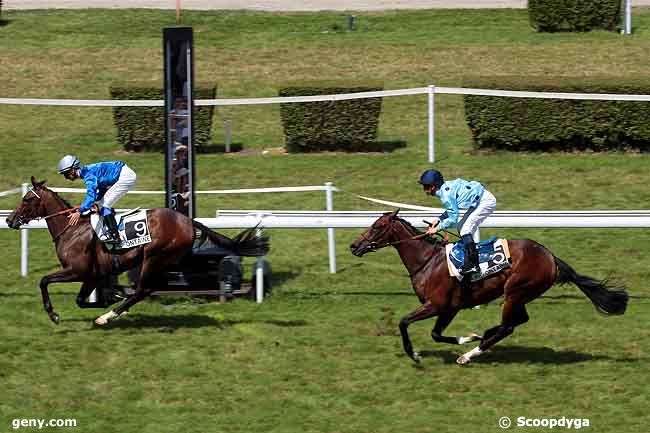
[419,169,497,275]
[57,155,137,244]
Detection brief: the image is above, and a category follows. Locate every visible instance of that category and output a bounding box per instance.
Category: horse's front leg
[399,302,439,363]
[39,267,80,324]
[431,310,483,345]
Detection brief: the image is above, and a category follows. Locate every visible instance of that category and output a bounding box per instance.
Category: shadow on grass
[270,271,300,287]
[64,313,309,331]
[415,344,638,365]
[197,143,243,153]
[286,290,412,298]
[0,20,10,27]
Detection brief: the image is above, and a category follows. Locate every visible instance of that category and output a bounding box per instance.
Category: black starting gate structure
[153,26,271,301]
[81,27,270,308]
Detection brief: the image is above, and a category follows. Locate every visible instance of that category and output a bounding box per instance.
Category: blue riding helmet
[418,169,444,188]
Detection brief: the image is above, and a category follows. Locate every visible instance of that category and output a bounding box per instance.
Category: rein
[360,219,445,251]
[41,207,80,243]
[361,220,444,278]
[43,206,79,220]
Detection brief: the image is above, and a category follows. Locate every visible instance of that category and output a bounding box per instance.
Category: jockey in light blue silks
[57,155,137,244]
[419,169,497,275]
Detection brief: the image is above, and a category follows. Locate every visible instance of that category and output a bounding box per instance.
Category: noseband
[359,222,395,252]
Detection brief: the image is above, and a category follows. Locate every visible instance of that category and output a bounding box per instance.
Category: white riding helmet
[57,155,80,174]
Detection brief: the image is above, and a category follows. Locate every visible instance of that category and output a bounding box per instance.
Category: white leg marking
[457,333,483,345]
[457,346,483,365]
[95,310,119,326]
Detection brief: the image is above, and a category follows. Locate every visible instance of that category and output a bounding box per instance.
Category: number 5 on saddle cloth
[445,237,512,282]
[90,209,152,250]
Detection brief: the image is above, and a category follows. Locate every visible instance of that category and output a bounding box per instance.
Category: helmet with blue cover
[57,155,80,174]
[418,169,444,188]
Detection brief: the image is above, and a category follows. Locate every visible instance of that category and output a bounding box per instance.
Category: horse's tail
[192,221,270,257]
[553,256,628,315]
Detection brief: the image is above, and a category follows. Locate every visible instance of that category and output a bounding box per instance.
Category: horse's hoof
[411,351,422,363]
[456,355,471,365]
[95,310,118,326]
[49,312,60,325]
[470,333,483,341]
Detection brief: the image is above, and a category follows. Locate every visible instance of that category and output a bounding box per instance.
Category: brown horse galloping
[5,177,269,326]
[349,209,628,365]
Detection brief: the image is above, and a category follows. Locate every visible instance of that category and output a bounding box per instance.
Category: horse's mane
[394,215,444,248]
[395,216,422,236]
[41,184,73,209]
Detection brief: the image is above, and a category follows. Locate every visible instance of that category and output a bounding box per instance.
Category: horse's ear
[390,208,400,218]
[31,177,47,189]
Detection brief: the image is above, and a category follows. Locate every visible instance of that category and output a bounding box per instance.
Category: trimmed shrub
[528,0,621,32]
[463,76,650,152]
[110,84,216,152]
[279,83,384,153]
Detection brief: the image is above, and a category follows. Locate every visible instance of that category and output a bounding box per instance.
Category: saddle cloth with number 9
[445,237,512,282]
[90,208,152,249]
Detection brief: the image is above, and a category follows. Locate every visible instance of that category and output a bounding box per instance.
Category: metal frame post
[20,183,28,277]
[325,182,336,273]
[428,85,436,163]
[624,0,632,35]
[255,214,264,303]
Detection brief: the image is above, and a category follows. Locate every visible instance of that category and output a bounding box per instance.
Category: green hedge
[528,0,621,32]
[110,84,216,152]
[463,76,650,152]
[279,84,384,153]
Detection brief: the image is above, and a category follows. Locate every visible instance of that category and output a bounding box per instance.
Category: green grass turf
[0,8,649,433]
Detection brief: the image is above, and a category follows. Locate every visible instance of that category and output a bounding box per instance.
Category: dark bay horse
[349,209,628,365]
[5,177,269,326]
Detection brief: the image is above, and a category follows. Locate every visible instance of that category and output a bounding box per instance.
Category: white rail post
[428,85,436,163]
[624,0,632,35]
[224,120,232,153]
[325,182,336,274]
[255,214,264,303]
[20,183,29,277]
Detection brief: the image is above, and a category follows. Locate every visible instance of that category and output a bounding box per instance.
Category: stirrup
[105,234,121,245]
[460,264,479,275]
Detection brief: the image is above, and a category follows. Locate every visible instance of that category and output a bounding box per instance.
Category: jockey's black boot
[102,211,121,244]
[459,234,479,275]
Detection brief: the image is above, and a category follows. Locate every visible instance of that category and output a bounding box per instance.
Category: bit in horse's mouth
[350,245,368,257]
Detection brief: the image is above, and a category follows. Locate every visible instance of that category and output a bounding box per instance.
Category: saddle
[445,237,512,282]
[90,208,151,250]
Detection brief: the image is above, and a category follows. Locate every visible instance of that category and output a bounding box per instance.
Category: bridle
[359,218,438,252]
[16,188,80,242]
[359,217,445,278]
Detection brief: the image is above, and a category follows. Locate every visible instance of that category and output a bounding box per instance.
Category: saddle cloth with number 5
[90,208,152,249]
[445,237,512,282]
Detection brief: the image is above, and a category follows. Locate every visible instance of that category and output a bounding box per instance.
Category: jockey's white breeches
[458,190,496,242]
[100,165,137,209]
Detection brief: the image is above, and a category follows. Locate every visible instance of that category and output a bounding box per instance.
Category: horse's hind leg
[95,288,148,326]
[94,254,163,326]
[456,302,529,365]
[431,310,483,345]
